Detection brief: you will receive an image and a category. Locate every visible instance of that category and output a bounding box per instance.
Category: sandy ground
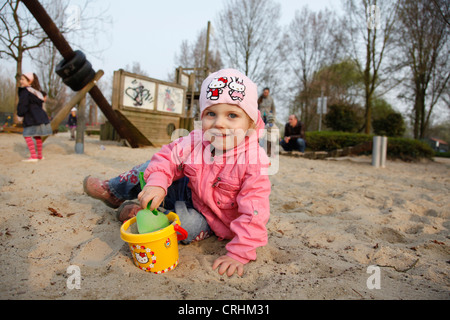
[0,131,448,300]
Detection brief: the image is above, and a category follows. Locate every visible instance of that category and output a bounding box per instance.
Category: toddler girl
[17,73,52,162]
[85,69,271,277]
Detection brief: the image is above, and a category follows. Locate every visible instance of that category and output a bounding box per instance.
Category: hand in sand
[212,255,244,277]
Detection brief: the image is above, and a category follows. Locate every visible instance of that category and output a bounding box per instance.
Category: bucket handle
[174,224,188,241]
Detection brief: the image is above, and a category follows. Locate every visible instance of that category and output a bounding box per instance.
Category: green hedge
[387,137,434,161]
[305,131,371,151]
[435,151,450,158]
[305,131,434,161]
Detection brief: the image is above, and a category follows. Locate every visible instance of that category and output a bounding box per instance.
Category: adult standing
[280,114,306,153]
[258,87,276,124]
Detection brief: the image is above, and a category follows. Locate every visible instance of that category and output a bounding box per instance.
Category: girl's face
[20,75,32,88]
[202,103,253,151]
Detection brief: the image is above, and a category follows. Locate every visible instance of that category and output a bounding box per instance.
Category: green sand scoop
[136,172,170,234]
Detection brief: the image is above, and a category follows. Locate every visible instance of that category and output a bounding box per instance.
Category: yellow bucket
[120,211,188,274]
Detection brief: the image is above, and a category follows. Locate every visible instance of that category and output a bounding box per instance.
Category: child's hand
[212,255,244,277]
[137,185,165,210]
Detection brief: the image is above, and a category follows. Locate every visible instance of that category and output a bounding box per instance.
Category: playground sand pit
[0,132,449,300]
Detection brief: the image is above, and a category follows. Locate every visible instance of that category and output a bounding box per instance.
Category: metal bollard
[372,136,388,168]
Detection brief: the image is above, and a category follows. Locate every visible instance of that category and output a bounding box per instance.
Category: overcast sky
[90,0,339,80]
[6,0,339,82]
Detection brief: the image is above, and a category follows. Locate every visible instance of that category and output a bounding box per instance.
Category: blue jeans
[280,138,306,152]
[108,161,212,244]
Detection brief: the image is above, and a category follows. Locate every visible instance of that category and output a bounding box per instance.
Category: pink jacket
[143,129,271,264]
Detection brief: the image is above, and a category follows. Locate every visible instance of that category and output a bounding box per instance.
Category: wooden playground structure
[110,69,192,147]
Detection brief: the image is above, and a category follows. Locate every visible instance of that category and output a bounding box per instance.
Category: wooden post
[188,73,195,118]
[21,0,139,148]
[75,95,86,154]
[88,104,93,125]
[204,21,211,78]
[89,103,98,125]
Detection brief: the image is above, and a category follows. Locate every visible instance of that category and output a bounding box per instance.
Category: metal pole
[372,136,388,168]
[380,136,388,168]
[372,136,381,167]
[21,0,139,148]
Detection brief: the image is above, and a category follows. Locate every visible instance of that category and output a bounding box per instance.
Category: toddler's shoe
[22,158,38,163]
[116,201,141,223]
[83,176,124,208]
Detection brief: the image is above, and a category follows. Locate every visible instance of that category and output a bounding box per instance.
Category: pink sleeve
[143,138,185,193]
[225,167,271,264]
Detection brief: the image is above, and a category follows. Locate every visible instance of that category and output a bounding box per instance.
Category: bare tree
[125,61,150,77]
[283,6,343,129]
[342,0,400,134]
[396,0,449,139]
[0,67,16,114]
[215,0,283,87]
[0,0,48,122]
[430,0,450,26]
[174,27,223,91]
[34,41,68,117]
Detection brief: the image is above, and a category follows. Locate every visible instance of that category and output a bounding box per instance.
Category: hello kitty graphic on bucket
[135,251,149,264]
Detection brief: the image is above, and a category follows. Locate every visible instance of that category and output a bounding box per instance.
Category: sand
[0,131,448,300]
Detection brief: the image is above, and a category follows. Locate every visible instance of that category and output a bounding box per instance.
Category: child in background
[68,108,77,140]
[17,73,52,162]
[84,69,271,277]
